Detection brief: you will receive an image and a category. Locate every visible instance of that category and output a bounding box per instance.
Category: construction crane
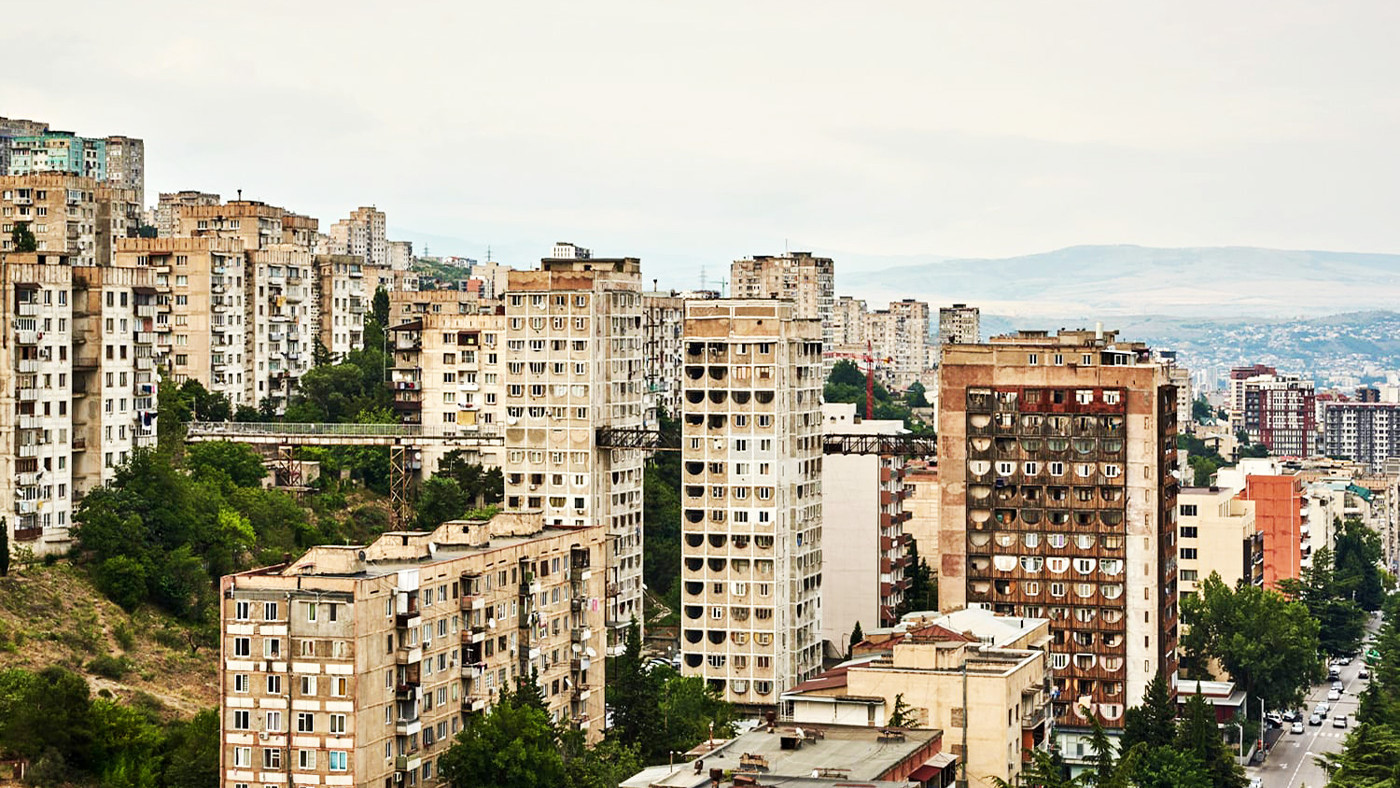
[823,340,892,420]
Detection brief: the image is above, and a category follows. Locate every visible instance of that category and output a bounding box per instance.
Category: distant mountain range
[841,245,1400,319]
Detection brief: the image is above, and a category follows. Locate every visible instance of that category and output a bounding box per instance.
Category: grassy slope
[0,563,216,717]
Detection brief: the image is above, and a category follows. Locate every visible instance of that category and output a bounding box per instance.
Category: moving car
[1291,721,1305,734]
[1360,667,1370,679]
[1328,689,1342,701]
[1309,713,1323,726]
[1316,702,1331,716]
[1249,778,1264,788]
[1334,714,1348,729]
[1333,681,1345,692]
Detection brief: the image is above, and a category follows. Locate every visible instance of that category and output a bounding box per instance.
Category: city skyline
[5,1,1400,287]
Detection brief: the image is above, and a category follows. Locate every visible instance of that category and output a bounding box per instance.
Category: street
[1245,613,1382,788]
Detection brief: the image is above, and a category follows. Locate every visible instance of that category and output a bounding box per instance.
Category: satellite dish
[572,643,582,653]
[585,647,597,658]
[487,618,496,629]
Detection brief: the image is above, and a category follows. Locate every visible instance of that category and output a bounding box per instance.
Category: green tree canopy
[10,221,37,252]
[438,682,567,788]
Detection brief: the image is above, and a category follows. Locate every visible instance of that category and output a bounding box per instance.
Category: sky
[4,1,1400,289]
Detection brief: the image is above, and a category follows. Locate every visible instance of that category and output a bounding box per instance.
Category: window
[1180,526,1198,539]
[298,750,316,770]
[297,712,315,732]
[1179,504,1198,517]
[233,710,250,729]
[233,637,251,657]
[330,713,347,734]
[1180,548,1198,560]
[262,748,281,769]
[266,675,282,695]
[233,747,252,767]
[235,600,251,620]
[263,602,279,620]
[234,673,249,693]
[264,638,281,658]
[328,751,348,771]
[1180,569,1199,582]
[305,602,317,622]
[265,711,282,732]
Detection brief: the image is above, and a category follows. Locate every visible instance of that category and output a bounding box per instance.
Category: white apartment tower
[329,206,388,267]
[679,299,825,707]
[502,254,645,655]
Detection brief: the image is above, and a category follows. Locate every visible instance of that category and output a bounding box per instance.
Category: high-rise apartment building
[218,512,608,788]
[831,296,867,348]
[938,303,979,347]
[95,185,143,265]
[1,174,101,266]
[819,403,908,647]
[315,255,371,360]
[102,136,145,205]
[387,240,414,271]
[387,307,506,470]
[329,206,388,267]
[71,263,160,496]
[155,191,220,238]
[246,247,316,412]
[679,299,825,706]
[1216,459,1306,590]
[865,299,930,388]
[938,329,1180,736]
[1321,401,1400,471]
[179,200,313,253]
[502,254,645,654]
[1,252,75,554]
[115,237,248,405]
[641,290,684,424]
[730,252,835,352]
[1230,369,1315,457]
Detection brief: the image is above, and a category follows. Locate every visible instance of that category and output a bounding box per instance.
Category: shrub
[87,654,133,680]
[113,622,135,651]
[96,556,148,612]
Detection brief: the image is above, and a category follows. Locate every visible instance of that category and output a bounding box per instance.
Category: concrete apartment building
[1176,486,1262,596]
[502,250,646,654]
[219,512,608,788]
[679,299,825,707]
[102,136,144,204]
[938,329,1181,738]
[831,296,867,347]
[329,206,388,267]
[903,461,940,566]
[387,240,414,271]
[387,307,507,470]
[154,191,220,238]
[784,608,1053,787]
[819,402,908,647]
[1321,401,1400,471]
[114,237,249,405]
[641,289,685,424]
[830,298,933,389]
[95,185,143,265]
[938,303,980,346]
[71,263,161,496]
[1229,366,1316,456]
[315,255,371,360]
[1,253,75,555]
[1,174,102,266]
[0,119,143,200]
[1217,459,1306,589]
[729,252,835,352]
[247,247,317,412]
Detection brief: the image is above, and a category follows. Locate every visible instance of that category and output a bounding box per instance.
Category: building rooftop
[621,724,941,787]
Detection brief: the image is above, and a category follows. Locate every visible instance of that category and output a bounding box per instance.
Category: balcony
[571,657,592,672]
[572,627,592,644]
[459,625,487,645]
[460,592,485,611]
[16,359,39,374]
[15,331,38,345]
[395,645,422,665]
[18,388,40,402]
[16,303,39,317]
[135,357,153,370]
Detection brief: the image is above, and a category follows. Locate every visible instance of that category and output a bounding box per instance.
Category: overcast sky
[5,1,1399,288]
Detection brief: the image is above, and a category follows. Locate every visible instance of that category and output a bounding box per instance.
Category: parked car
[1291,721,1305,734]
[1309,713,1323,726]
[1360,667,1370,679]
[1316,702,1331,715]
[1283,709,1300,722]
[1328,689,1342,701]
[1249,778,1264,788]
[1333,681,1345,692]
[1334,715,1348,729]
[1266,711,1284,727]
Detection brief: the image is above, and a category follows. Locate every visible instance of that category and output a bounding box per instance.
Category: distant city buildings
[0,116,145,203]
[938,302,979,346]
[730,251,835,352]
[1229,365,1316,456]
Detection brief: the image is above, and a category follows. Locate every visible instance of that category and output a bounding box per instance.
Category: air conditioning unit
[258,731,269,741]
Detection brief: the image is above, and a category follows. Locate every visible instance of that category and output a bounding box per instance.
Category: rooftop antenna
[237,188,242,201]
[486,245,492,262]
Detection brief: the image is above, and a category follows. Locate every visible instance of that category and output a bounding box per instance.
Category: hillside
[845,245,1400,318]
[0,563,216,717]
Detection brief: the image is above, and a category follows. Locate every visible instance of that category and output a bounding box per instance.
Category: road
[1246,612,1383,788]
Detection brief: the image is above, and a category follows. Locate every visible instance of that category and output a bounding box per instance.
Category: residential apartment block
[938,329,1181,736]
[1,253,75,554]
[679,299,825,706]
[154,191,220,238]
[247,247,317,412]
[219,512,607,788]
[819,402,908,647]
[1176,486,1262,596]
[1229,366,1316,457]
[641,290,684,424]
[1217,459,1306,589]
[315,255,371,360]
[1321,401,1400,471]
[0,119,144,201]
[730,252,835,352]
[938,303,979,346]
[114,237,248,405]
[71,263,160,496]
[828,297,933,388]
[329,206,388,267]
[502,255,646,654]
[784,608,1053,786]
[1,174,102,266]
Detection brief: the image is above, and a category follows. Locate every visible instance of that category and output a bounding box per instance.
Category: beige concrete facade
[938,330,1181,735]
[1,174,100,266]
[315,255,370,360]
[680,299,825,706]
[0,253,75,554]
[641,290,684,424]
[938,304,979,347]
[503,257,646,654]
[102,136,144,205]
[730,252,835,352]
[903,462,941,568]
[819,403,908,648]
[247,247,316,412]
[329,206,388,267]
[1177,486,1262,596]
[71,264,160,497]
[154,190,220,238]
[115,237,249,405]
[219,512,608,788]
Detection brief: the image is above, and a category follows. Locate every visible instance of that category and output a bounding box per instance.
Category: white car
[1334,715,1348,729]
[1291,721,1305,734]
[1328,689,1342,701]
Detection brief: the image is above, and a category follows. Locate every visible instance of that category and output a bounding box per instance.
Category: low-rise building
[219,512,608,788]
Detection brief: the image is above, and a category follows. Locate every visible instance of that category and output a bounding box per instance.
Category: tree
[179,379,231,422]
[438,687,567,788]
[1129,746,1212,788]
[416,476,470,530]
[1191,396,1214,423]
[1121,673,1177,751]
[185,440,268,488]
[991,747,1082,788]
[905,381,930,408]
[1334,517,1386,611]
[159,708,220,788]
[313,337,334,367]
[1085,717,1119,787]
[1175,693,1246,788]
[1180,572,1322,715]
[607,618,663,758]
[1277,546,1366,658]
[10,221,36,253]
[886,693,914,727]
[849,621,864,656]
[372,286,390,328]
[96,555,149,612]
[899,540,937,615]
[1188,454,1221,487]
[654,669,736,759]
[563,736,643,788]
